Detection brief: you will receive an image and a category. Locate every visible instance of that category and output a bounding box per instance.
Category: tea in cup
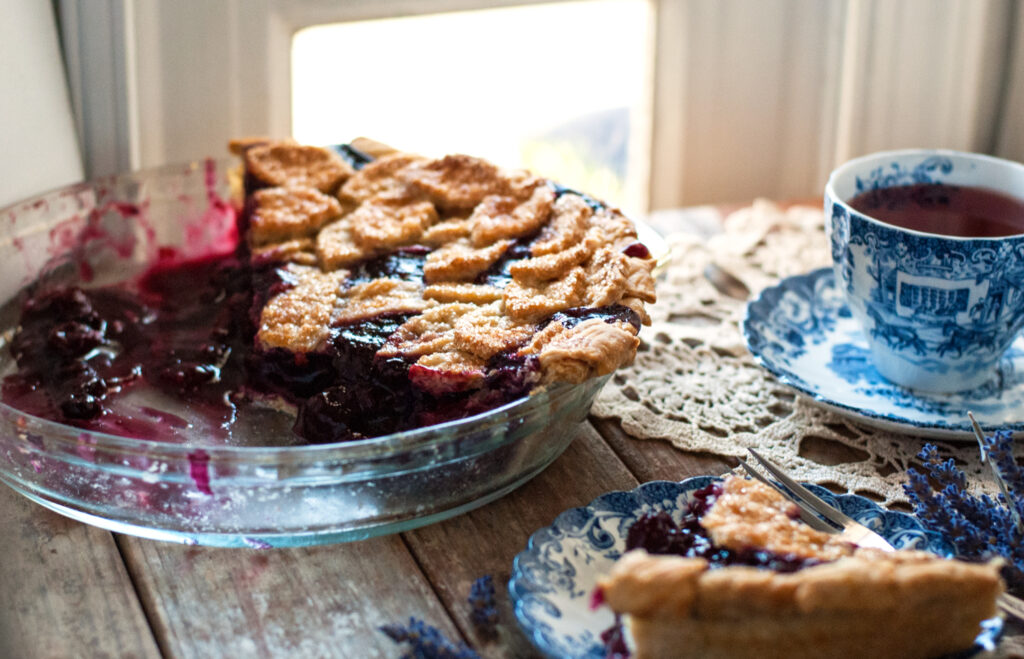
[825,149,1024,392]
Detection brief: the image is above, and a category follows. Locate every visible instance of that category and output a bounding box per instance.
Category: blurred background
[4,0,1024,218]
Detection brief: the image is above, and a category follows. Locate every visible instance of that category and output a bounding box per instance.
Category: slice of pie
[232,139,656,441]
[595,475,1003,659]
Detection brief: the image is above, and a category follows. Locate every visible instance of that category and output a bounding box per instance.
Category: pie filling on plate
[3,140,656,444]
[595,475,1003,659]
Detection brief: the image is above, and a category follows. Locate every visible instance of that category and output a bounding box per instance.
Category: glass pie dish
[0,158,608,547]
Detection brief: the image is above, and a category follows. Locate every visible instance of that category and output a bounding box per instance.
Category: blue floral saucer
[508,477,1002,659]
[742,267,1024,438]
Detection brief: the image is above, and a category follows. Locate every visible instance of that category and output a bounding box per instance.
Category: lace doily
[593,200,1024,506]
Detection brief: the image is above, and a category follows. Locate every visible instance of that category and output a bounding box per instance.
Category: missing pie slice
[595,475,1003,659]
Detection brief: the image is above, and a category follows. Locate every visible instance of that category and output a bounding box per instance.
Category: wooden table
[2,207,1020,658]
[1,416,733,658]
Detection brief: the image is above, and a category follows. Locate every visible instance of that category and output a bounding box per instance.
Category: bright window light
[292,0,650,212]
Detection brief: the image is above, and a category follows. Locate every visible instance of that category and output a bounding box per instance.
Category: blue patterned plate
[742,267,1024,438]
[508,477,1002,658]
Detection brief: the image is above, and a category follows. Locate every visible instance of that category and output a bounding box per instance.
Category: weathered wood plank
[118,532,457,659]
[403,422,641,659]
[0,485,160,659]
[591,417,734,483]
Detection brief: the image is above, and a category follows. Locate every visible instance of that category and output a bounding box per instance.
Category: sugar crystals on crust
[257,265,348,353]
[245,143,354,193]
[339,152,426,204]
[402,154,542,213]
[469,185,556,246]
[348,198,438,250]
[249,185,342,246]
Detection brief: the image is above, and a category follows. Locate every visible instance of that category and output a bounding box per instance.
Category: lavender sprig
[971,414,1024,532]
[467,575,499,639]
[904,435,1024,592]
[379,618,480,659]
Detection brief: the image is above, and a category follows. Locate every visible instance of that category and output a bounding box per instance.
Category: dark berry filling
[289,314,417,441]
[347,247,429,286]
[627,482,820,572]
[600,481,823,658]
[622,242,650,259]
[543,304,641,334]
[476,236,534,288]
[4,256,250,434]
[600,618,630,659]
[7,286,142,420]
[2,246,574,444]
[328,144,374,170]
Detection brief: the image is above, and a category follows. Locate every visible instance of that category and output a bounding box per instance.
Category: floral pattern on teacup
[827,156,1024,386]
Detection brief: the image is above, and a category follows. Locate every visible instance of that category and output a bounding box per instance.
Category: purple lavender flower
[379,618,480,659]
[904,438,1024,592]
[468,575,498,639]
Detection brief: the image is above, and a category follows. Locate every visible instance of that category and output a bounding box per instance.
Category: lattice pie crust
[233,139,656,421]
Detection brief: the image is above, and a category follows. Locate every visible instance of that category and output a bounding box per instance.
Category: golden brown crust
[597,476,1004,659]
[422,283,503,304]
[451,302,535,361]
[338,152,426,204]
[316,218,373,270]
[229,136,287,156]
[332,279,428,325]
[503,267,588,322]
[378,303,475,359]
[401,154,539,212]
[409,351,486,394]
[377,301,532,364]
[531,194,592,256]
[250,186,342,246]
[585,246,657,308]
[601,550,1002,659]
[251,238,318,266]
[701,476,854,561]
[245,142,353,193]
[424,239,513,283]
[420,218,473,246]
[348,136,401,159]
[520,317,640,383]
[591,205,645,250]
[348,198,438,250]
[509,235,598,285]
[256,265,347,352]
[469,186,555,246]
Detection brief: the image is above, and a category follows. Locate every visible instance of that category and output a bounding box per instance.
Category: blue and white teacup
[825,149,1024,392]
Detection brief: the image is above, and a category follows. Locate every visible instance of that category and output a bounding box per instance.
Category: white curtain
[0,1,83,207]
[648,0,1023,208]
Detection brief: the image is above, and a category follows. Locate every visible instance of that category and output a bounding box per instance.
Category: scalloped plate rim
[741,267,1024,438]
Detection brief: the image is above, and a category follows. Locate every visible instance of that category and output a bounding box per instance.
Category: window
[291,0,651,213]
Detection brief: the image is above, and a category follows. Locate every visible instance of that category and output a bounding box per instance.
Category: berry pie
[4,140,656,444]
[595,475,1003,659]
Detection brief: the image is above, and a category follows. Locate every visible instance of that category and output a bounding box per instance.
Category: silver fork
[740,448,1024,623]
